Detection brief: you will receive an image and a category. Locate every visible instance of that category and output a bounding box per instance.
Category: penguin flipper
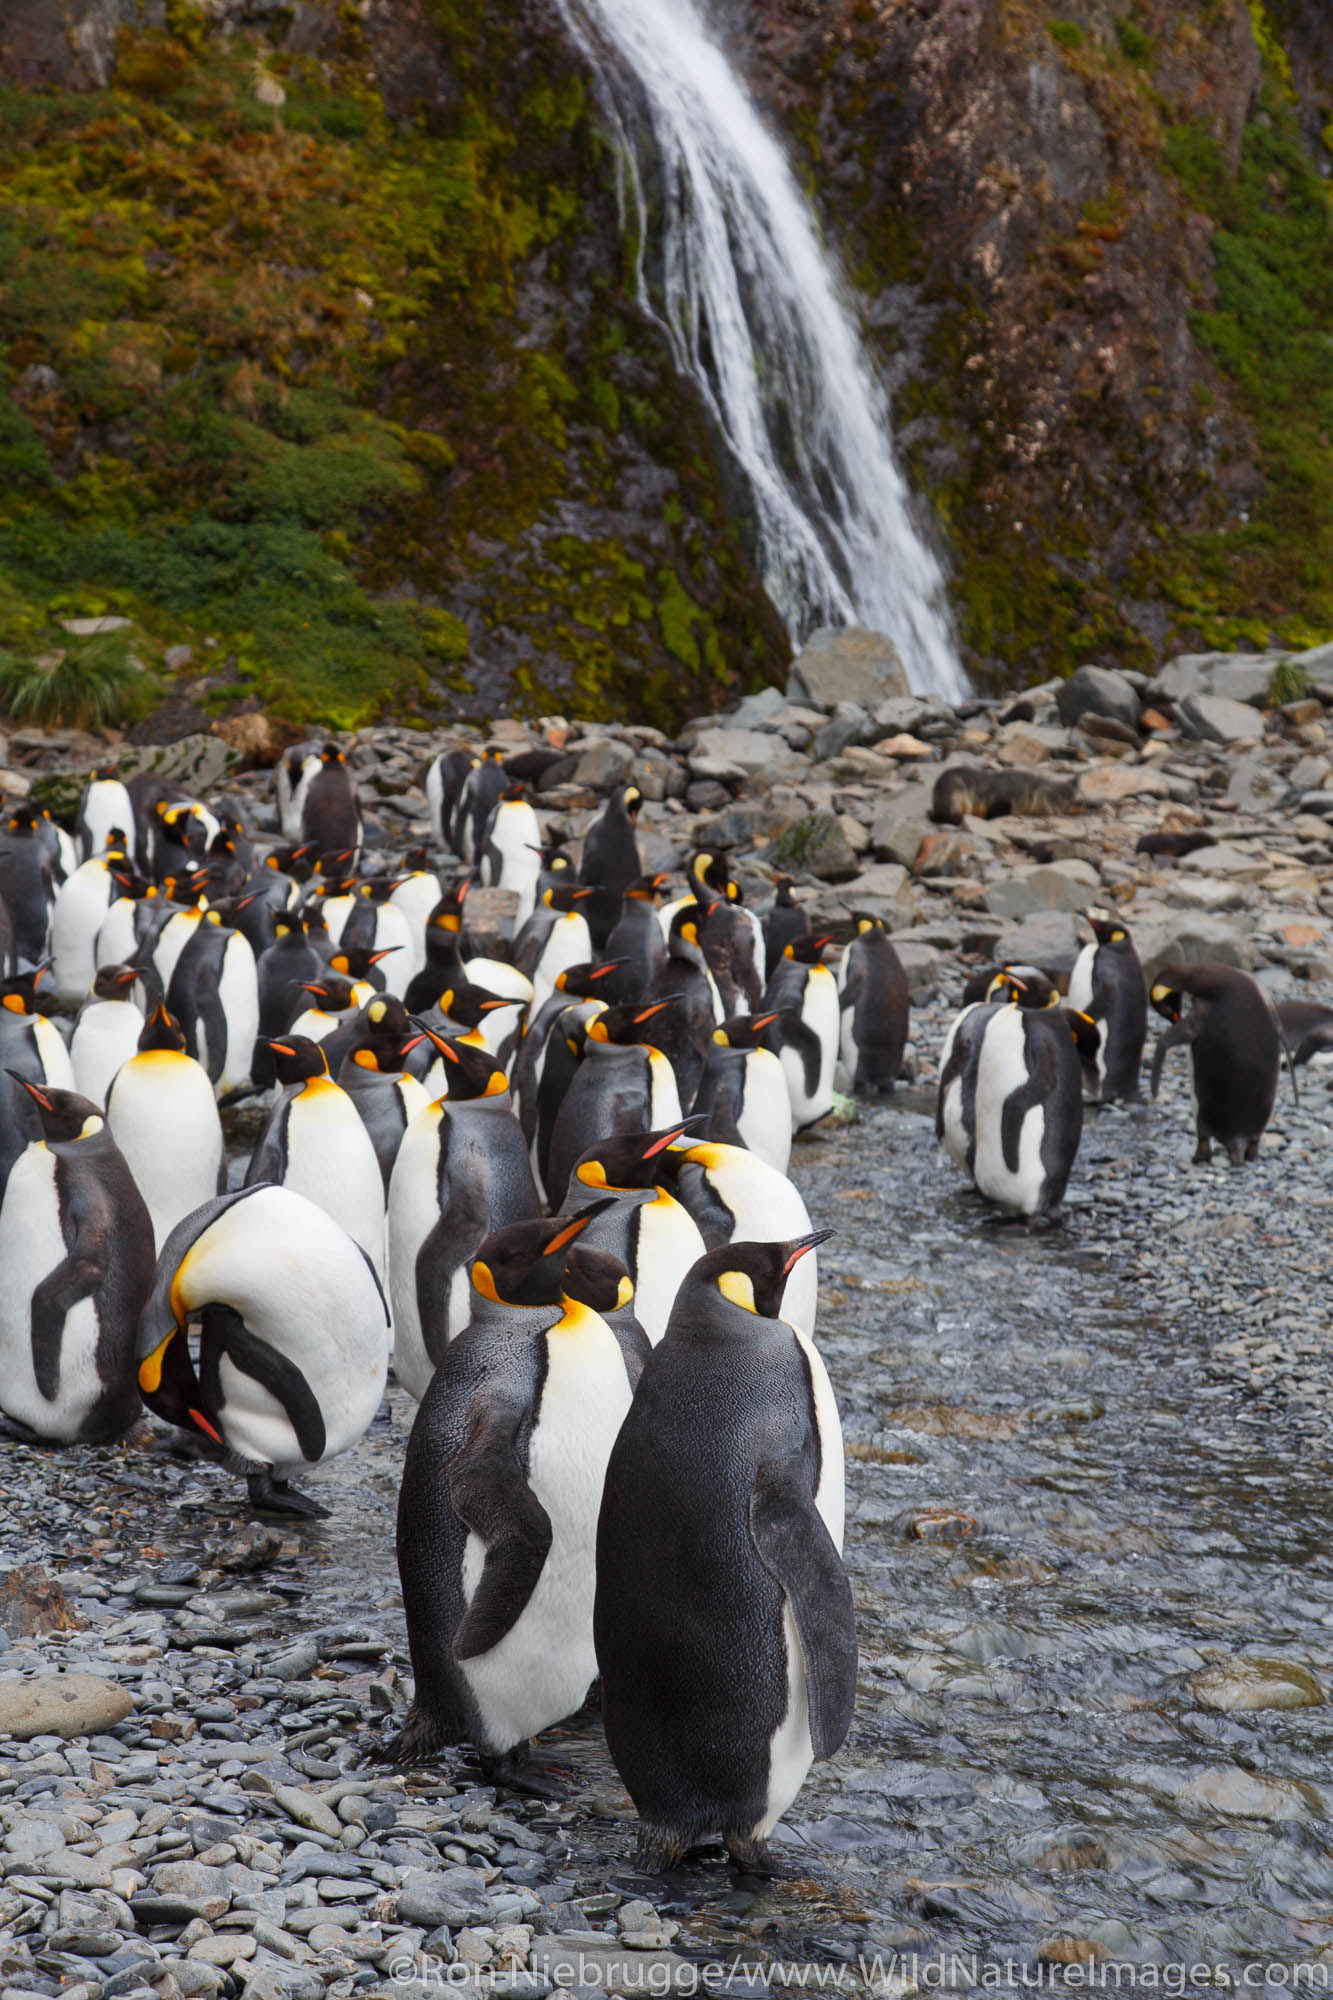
[749,1452,857,1761]
[30,1250,103,1402]
[999,1029,1060,1175]
[204,1305,327,1464]
[782,1014,824,1102]
[449,1402,553,1661]
[1150,1019,1195,1099]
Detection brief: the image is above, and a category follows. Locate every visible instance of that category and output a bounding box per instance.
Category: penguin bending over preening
[595,1232,855,1873]
[1150,965,1283,1165]
[1067,908,1147,1103]
[0,1079,155,1444]
[393,1208,638,1787]
[136,1184,388,1516]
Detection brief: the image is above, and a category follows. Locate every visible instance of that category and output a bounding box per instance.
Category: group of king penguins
[0,732,1313,1868]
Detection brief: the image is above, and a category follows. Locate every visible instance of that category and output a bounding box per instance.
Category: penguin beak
[266,1041,297,1058]
[367,948,401,965]
[399,1033,428,1054]
[10,1073,52,1110]
[542,1211,597,1255]
[780,1228,835,1276]
[641,1115,706,1157]
[750,1012,780,1031]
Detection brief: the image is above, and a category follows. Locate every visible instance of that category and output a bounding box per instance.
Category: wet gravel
[3,997,1333,1995]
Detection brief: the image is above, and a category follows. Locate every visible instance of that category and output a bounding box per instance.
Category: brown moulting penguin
[0,1079,155,1444]
[1150,965,1285,1165]
[762,876,809,981]
[300,744,363,868]
[1066,908,1148,1104]
[137,1184,389,1517]
[392,1208,639,1790]
[594,1233,855,1873]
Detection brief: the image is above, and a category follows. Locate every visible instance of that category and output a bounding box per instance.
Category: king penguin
[136,1183,388,1516]
[837,913,910,1094]
[762,876,808,980]
[594,1232,855,1872]
[70,965,144,1109]
[1067,907,1148,1103]
[105,1006,225,1252]
[0,1078,156,1444]
[300,745,363,865]
[691,1011,792,1173]
[562,1123,709,1345]
[165,907,259,1099]
[393,1208,636,1784]
[657,1138,820,1334]
[969,991,1098,1219]
[245,1037,387,1281]
[763,934,840,1131]
[1150,964,1282,1165]
[543,1000,683,1213]
[388,1038,541,1401]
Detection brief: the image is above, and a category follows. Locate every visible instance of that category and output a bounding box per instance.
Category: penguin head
[624,872,672,902]
[313,847,356,882]
[573,1118,705,1192]
[360,993,414,1045]
[1064,1008,1103,1070]
[1150,981,1184,1024]
[6,804,42,835]
[850,912,887,936]
[430,981,512,1031]
[266,1035,331,1086]
[1082,905,1130,948]
[329,944,398,987]
[621,785,643,819]
[547,884,596,915]
[7,1076,106,1145]
[691,1231,834,1323]
[0,968,45,1016]
[669,902,712,953]
[320,744,346,766]
[586,997,678,1047]
[302,975,359,1014]
[470,1205,616,1308]
[554,958,628,1000]
[772,875,797,906]
[271,913,309,943]
[428,882,469,932]
[784,934,832,965]
[712,1009,781,1051]
[987,966,1060,1009]
[138,1005,188,1054]
[562,1244,635,1316]
[92,964,142,1003]
[416,1027,509,1100]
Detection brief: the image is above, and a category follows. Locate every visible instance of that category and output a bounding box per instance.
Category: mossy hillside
[0,7,786,731]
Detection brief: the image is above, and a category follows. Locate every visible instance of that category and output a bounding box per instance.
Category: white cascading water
[555,0,968,699]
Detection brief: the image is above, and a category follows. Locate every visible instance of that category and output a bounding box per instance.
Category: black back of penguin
[594,1235,855,1872]
[762,877,808,980]
[839,915,910,1092]
[1069,909,1147,1102]
[1150,964,1279,1163]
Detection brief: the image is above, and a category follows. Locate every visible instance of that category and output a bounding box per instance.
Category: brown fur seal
[930,766,1079,826]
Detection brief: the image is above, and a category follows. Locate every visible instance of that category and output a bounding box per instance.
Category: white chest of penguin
[0,1147,99,1432]
[973,1010,1045,1205]
[458,1308,633,1749]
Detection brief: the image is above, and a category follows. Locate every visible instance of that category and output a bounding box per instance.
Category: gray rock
[842,863,914,928]
[1175,694,1265,745]
[1055,666,1141,732]
[812,702,868,761]
[396,1867,493,1928]
[1291,640,1333,693]
[726,686,787,730]
[237,1953,326,2000]
[993,910,1081,971]
[0,1673,133,1742]
[1226,755,1284,813]
[1134,912,1256,979]
[567,738,635,790]
[528,1937,699,1996]
[687,728,785,777]
[118,735,239,794]
[771,812,859,884]
[267,1642,319,1683]
[1153,651,1285,706]
[4,1816,67,1861]
[1190,1657,1325,1713]
[869,809,930,870]
[984,866,1091,919]
[271,1788,341,1840]
[788,627,910,711]
[150,1863,233,1921]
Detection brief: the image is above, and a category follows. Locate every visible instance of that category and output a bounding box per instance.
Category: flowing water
[554,0,968,701]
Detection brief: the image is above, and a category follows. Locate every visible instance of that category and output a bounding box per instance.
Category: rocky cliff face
[0,0,1330,729]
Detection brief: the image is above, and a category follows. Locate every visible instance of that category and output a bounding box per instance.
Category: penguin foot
[1192,1139,1214,1164]
[246,1470,329,1519]
[0,1411,43,1445]
[724,1835,791,1879]
[379,1705,457,1767]
[478,1746,573,1801]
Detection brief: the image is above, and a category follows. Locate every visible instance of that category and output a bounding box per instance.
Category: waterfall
[555,0,968,700]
